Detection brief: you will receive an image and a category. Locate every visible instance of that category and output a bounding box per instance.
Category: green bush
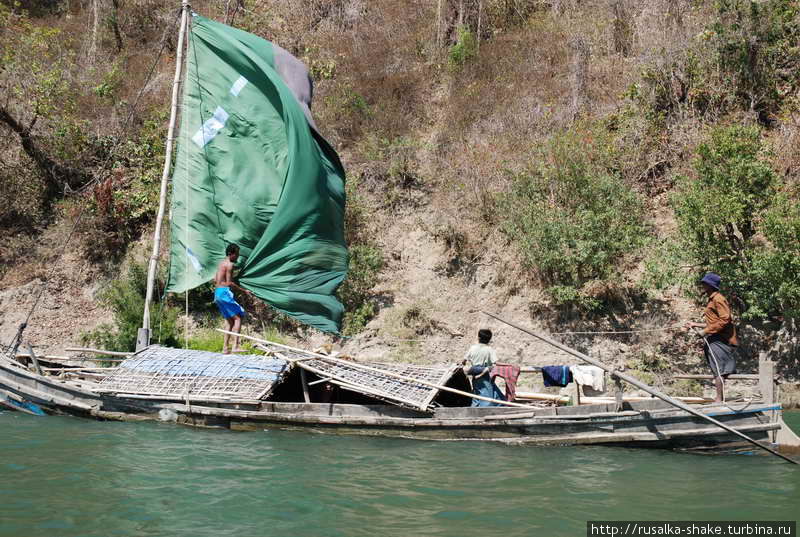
[502,129,648,309]
[186,328,225,353]
[747,192,800,318]
[448,25,477,68]
[336,175,384,335]
[650,124,800,319]
[338,244,383,335]
[82,262,180,352]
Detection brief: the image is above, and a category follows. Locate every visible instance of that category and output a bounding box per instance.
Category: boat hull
[0,357,788,452]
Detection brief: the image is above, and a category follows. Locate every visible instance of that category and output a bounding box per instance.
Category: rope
[550,326,679,335]
[358,325,680,343]
[4,9,182,357]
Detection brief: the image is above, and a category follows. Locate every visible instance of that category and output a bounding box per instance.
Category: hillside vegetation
[1,0,799,399]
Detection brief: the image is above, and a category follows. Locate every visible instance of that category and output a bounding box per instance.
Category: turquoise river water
[1,411,798,537]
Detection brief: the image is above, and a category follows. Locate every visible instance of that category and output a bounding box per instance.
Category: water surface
[1,411,798,537]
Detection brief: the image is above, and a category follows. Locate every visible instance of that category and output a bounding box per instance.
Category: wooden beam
[299,368,311,403]
[42,367,118,372]
[515,391,569,403]
[65,347,133,358]
[673,374,759,380]
[19,354,127,363]
[26,344,44,376]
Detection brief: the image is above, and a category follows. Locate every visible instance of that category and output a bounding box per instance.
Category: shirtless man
[214,244,248,353]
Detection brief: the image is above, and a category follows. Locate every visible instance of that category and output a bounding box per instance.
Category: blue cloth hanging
[541,365,573,387]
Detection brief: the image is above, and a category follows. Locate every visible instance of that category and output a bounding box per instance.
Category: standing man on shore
[685,272,738,403]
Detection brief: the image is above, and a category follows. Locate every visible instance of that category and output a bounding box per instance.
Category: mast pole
[138,0,191,351]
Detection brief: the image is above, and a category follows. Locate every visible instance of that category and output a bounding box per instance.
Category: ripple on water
[0,412,798,537]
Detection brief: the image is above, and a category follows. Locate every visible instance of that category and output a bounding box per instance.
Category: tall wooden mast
[137,0,191,351]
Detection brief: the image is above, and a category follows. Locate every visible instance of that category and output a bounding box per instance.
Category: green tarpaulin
[166,14,348,333]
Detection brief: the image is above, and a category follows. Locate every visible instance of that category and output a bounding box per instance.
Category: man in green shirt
[462,329,502,406]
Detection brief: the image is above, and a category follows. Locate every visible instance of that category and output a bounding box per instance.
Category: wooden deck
[2,352,794,453]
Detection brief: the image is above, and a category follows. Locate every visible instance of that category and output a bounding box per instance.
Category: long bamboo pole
[217,329,531,408]
[65,347,133,358]
[140,0,191,345]
[482,311,798,465]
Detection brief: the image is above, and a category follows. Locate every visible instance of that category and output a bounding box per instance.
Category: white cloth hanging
[570,365,605,391]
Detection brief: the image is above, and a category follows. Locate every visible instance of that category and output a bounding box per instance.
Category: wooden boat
[2,344,798,454]
[2,4,798,461]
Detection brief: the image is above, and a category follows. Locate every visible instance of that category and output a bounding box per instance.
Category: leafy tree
[448,25,477,69]
[709,0,800,123]
[634,0,800,123]
[652,124,800,319]
[0,5,92,194]
[673,125,776,265]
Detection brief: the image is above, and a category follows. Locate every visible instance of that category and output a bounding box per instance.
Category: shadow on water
[0,411,798,537]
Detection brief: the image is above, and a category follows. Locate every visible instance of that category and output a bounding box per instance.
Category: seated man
[462,328,504,406]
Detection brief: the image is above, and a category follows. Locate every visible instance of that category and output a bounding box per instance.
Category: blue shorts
[214,287,245,319]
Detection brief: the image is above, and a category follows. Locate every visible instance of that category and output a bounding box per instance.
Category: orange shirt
[703,291,738,346]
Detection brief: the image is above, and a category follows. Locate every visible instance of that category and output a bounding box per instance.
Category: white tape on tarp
[192,106,229,147]
[230,75,248,96]
[186,247,203,273]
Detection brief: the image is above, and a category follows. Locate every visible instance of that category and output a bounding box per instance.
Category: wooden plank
[673,374,759,380]
[580,395,712,405]
[91,390,261,405]
[534,410,641,420]
[0,360,102,397]
[0,378,96,411]
[483,411,536,420]
[308,377,333,386]
[26,344,44,376]
[42,367,119,372]
[299,368,311,403]
[758,358,775,404]
[515,391,569,403]
[61,371,107,379]
[158,401,782,444]
[19,354,127,363]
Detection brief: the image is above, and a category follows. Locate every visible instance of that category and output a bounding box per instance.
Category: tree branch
[0,105,93,195]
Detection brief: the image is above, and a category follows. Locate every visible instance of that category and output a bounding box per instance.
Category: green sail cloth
[166,14,348,333]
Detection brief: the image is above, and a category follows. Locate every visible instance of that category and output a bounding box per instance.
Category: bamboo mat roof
[277,348,460,411]
[95,346,289,400]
